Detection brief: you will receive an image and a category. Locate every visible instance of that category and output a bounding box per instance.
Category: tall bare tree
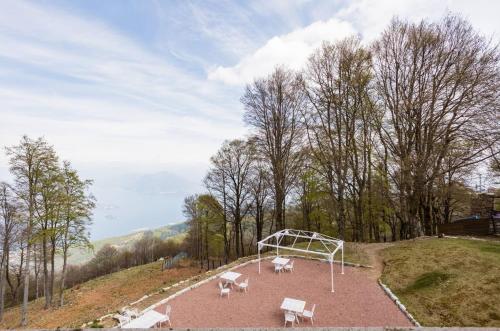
[242,67,305,231]
[303,39,376,240]
[205,140,253,258]
[373,15,500,236]
[0,182,20,320]
[247,151,271,243]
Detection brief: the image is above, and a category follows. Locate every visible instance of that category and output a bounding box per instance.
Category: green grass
[381,238,500,327]
[402,271,453,293]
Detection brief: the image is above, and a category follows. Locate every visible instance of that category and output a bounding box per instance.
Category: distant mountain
[67,222,188,266]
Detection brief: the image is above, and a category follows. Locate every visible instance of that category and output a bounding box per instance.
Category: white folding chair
[301,303,316,325]
[284,260,294,272]
[219,281,230,298]
[237,278,249,293]
[284,311,296,327]
[122,308,139,319]
[114,314,130,327]
[275,264,284,273]
[158,304,172,327]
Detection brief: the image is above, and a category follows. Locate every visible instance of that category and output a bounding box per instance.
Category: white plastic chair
[274,264,284,273]
[114,314,130,327]
[122,308,139,319]
[301,303,316,325]
[284,260,294,272]
[284,311,296,327]
[237,278,249,293]
[219,281,230,298]
[158,305,172,327]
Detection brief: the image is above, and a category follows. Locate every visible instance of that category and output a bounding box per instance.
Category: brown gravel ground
[155,257,412,328]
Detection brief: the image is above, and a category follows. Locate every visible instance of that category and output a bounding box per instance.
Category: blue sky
[0,0,498,239]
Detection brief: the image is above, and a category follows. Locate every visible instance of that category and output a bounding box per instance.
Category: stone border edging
[378,279,421,327]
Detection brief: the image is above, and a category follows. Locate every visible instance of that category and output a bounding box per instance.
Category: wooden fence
[437,218,499,236]
[198,258,228,271]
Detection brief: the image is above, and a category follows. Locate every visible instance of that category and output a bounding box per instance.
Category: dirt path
[359,242,393,279]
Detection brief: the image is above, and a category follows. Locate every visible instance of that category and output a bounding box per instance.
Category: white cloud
[208,0,499,86]
[207,18,356,85]
[334,0,500,42]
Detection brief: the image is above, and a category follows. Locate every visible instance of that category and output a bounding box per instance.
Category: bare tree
[242,67,305,232]
[247,150,271,242]
[373,15,500,236]
[204,140,253,258]
[0,182,21,320]
[303,39,376,240]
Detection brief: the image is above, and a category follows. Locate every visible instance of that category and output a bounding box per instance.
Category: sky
[0,0,498,240]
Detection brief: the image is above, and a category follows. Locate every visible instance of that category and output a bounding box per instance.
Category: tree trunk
[59,247,68,306]
[50,241,56,306]
[0,245,8,321]
[234,215,241,258]
[21,238,31,326]
[42,237,50,309]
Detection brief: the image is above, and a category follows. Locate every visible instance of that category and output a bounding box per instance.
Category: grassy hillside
[67,222,188,265]
[381,237,500,327]
[0,259,199,329]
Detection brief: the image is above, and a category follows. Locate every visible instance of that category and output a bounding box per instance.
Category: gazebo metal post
[341,242,344,274]
[276,238,279,256]
[258,247,261,274]
[330,254,334,292]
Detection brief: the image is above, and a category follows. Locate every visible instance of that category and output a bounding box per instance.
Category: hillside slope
[67,222,188,265]
[0,259,199,329]
[381,237,500,326]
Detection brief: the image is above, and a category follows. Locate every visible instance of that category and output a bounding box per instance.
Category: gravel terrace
[154,257,412,328]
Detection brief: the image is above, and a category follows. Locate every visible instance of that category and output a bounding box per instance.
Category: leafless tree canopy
[373,16,500,236]
[242,67,306,232]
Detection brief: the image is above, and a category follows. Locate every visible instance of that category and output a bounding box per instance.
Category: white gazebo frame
[257,229,344,293]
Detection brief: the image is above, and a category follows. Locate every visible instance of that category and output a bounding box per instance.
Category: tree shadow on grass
[401,271,453,293]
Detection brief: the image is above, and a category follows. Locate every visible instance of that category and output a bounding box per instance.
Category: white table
[122,310,166,329]
[280,297,306,314]
[219,271,241,287]
[272,257,290,266]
